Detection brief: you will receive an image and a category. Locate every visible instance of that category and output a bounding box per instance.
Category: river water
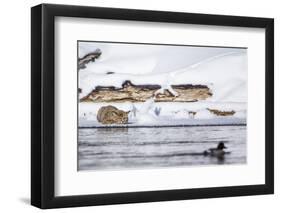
[78,125,246,171]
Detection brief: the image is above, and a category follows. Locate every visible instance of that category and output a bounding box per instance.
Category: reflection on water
[78,126,246,171]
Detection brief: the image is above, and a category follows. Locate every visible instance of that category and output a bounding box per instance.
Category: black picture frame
[31,3,274,209]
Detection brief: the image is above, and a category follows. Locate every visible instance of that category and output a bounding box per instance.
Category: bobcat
[97,105,129,124]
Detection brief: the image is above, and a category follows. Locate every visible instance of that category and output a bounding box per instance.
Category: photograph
[30,3,274,209]
[78,41,247,171]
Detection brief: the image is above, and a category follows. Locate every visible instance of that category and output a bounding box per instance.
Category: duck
[203,142,229,157]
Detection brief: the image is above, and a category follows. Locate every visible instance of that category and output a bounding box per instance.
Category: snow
[79,101,247,127]
[78,42,247,127]
[195,109,215,119]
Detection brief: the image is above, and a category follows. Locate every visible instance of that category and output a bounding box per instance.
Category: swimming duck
[204,142,229,157]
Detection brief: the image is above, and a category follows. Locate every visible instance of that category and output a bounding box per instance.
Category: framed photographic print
[31,3,274,209]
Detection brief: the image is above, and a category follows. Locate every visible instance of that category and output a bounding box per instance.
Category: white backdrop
[0,0,279,212]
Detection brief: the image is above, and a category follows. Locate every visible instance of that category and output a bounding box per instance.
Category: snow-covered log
[80,80,212,103]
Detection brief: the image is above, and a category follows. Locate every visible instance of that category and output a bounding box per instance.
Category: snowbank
[78,42,247,127]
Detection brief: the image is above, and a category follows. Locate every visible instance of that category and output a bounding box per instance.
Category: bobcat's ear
[126,111,130,114]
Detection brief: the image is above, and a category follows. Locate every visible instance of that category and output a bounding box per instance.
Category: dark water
[78,126,246,171]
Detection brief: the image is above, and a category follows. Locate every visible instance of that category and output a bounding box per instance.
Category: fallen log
[78,49,102,69]
[207,108,235,116]
[80,80,212,103]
